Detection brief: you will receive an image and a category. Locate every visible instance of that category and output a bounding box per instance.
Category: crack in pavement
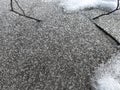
[82,13,120,46]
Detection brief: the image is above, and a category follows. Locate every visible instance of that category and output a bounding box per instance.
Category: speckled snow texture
[91,52,120,90]
[0,0,118,90]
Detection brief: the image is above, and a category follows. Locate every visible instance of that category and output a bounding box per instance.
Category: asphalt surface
[0,1,119,90]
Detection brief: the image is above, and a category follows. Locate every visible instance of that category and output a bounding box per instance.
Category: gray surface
[94,14,120,43]
[83,9,120,43]
[0,1,119,90]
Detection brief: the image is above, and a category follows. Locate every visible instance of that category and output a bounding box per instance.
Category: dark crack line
[10,10,42,22]
[93,0,120,20]
[82,13,120,46]
[10,0,42,22]
[14,0,25,15]
[92,0,120,45]
[93,22,120,45]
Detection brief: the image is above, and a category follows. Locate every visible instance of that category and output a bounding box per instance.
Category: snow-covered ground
[91,53,120,90]
[43,0,119,11]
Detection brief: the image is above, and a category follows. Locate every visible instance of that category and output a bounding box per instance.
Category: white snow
[91,53,120,90]
[59,0,118,11]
